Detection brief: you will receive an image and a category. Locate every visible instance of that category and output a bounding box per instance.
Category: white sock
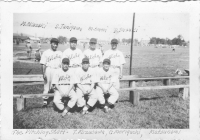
[83,106,88,111]
[104,106,108,109]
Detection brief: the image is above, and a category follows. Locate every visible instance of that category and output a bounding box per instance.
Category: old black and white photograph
[12,13,190,129]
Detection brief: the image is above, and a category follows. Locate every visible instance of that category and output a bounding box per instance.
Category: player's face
[51,42,58,51]
[89,42,96,50]
[70,41,77,49]
[82,62,89,70]
[111,43,117,50]
[103,62,110,71]
[62,63,69,71]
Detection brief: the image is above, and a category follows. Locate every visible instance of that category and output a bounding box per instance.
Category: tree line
[149,35,188,46]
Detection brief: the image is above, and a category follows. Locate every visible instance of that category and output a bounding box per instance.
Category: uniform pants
[53,85,77,110]
[43,67,57,99]
[112,68,120,89]
[96,84,119,105]
[76,85,97,107]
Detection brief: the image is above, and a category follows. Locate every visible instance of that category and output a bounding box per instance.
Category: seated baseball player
[52,58,78,117]
[96,58,119,113]
[76,57,98,115]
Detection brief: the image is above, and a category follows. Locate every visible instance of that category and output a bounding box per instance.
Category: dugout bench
[13,75,189,111]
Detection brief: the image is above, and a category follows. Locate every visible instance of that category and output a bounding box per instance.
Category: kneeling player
[52,58,77,117]
[96,59,119,113]
[76,58,98,115]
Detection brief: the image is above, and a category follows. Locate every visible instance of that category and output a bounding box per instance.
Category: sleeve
[61,50,67,60]
[99,50,103,63]
[80,50,84,62]
[40,51,46,65]
[52,70,59,85]
[91,69,99,83]
[120,52,126,65]
[74,68,80,84]
[111,69,117,83]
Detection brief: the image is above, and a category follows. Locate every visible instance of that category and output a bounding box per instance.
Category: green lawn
[13,43,189,129]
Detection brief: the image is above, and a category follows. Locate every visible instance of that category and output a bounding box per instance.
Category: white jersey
[103,49,126,66]
[40,49,62,68]
[83,49,102,66]
[76,67,98,84]
[97,68,116,84]
[62,48,83,66]
[52,68,75,85]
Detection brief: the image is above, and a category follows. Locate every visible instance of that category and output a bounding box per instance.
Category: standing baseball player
[102,39,126,89]
[96,58,119,113]
[76,57,98,115]
[52,58,77,117]
[62,37,83,72]
[83,38,102,70]
[40,38,62,107]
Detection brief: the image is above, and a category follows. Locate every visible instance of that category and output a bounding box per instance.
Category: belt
[70,65,80,68]
[110,65,120,68]
[59,84,70,85]
[90,65,99,68]
[81,83,91,85]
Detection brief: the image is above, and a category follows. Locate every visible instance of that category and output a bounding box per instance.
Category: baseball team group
[40,37,126,117]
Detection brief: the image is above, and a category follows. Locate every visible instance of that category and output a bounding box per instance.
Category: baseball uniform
[52,68,77,111]
[102,49,126,89]
[96,67,119,105]
[40,49,62,98]
[62,48,84,70]
[75,67,98,108]
[83,49,102,69]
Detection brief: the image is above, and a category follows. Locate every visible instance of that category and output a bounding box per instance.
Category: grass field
[13,42,189,129]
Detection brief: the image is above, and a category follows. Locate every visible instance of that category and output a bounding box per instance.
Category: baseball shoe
[61,110,71,117]
[81,110,88,115]
[103,107,109,113]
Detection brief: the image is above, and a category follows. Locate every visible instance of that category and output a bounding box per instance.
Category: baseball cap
[62,58,70,64]
[82,57,90,63]
[70,37,77,42]
[111,39,118,44]
[89,38,97,44]
[50,38,59,44]
[103,58,111,65]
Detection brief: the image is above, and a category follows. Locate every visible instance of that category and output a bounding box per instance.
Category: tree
[58,36,67,44]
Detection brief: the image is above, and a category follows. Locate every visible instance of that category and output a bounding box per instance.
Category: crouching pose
[96,58,119,113]
[52,58,77,117]
[76,58,98,115]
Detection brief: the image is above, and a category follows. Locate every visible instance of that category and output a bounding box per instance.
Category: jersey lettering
[80,74,92,82]
[46,54,61,63]
[108,53,120,59]
[58,75,70,82]
[67,53,80,60]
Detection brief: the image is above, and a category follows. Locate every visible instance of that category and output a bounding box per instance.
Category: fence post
[163,79,171,86]
[129,81,139,105]
[16,98,26,111]
[182,87,189,100]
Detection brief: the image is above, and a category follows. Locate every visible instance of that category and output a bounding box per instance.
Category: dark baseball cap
[103,58,111,65]
[50,38,59,44]
[111,39,118,44]
[82,57,89,63]
[90,38,97,44]
[70,37,77,42]
[62,58,70,64]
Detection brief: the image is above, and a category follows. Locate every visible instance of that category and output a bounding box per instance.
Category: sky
[13,13,189,41]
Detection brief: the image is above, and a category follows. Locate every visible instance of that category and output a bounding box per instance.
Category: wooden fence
[13,75,189,111]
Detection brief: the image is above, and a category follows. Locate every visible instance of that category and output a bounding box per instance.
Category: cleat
[103,107,109,113]
[61,109,68,117]
[81,110,88,115]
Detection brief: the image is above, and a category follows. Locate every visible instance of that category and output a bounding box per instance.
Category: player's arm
[119,52,126,79]
[40,52,47,80]
[97,82,107,93]
[65,83,74,95]
[77,84,87,94]
[42,65,47,80]
[87,83,95,95]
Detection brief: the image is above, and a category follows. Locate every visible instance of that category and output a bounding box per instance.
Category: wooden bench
[13,75,189,111]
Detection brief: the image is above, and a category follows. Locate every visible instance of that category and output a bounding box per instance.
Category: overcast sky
[13,13,189,41]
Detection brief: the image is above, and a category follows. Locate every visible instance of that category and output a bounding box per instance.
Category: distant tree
[58,36,67,44]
